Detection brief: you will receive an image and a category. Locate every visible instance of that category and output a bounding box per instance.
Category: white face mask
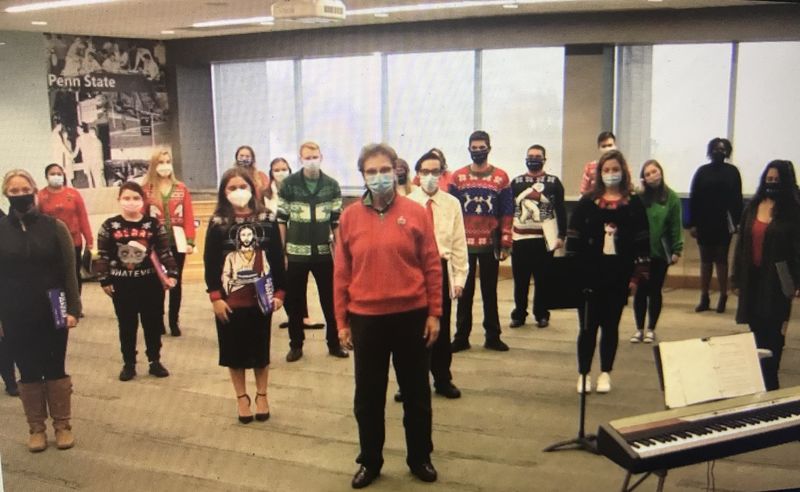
[227,188,252,208]
[272,170,290,183]
[302,158,321,173]
[48,175,64,187]
[420,174,440,194]
[120,199,143,214]
[156,164,173,178]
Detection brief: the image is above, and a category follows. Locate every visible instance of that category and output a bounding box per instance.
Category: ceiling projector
[271,0,346,23]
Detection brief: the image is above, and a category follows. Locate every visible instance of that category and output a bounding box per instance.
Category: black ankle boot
[716,294,728,313]
[695,294,710,312]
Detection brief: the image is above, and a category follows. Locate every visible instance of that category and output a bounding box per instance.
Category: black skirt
[216,306,272,368]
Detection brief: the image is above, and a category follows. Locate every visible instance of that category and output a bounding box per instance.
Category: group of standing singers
[0,129,798,490]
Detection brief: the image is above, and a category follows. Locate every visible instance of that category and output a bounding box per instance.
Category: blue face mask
[365,172,395,195]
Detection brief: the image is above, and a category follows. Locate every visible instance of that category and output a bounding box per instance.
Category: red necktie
[426,198,434,225]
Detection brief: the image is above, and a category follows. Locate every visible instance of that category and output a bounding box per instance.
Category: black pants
[286,260,338,350]
[749,319,786,391]
[74,246,83,295]
[0,336,19,388]
[351,308,432,470]
[167,246,186,327]
[112,275,164,364]
[633,257,669,330]
[511,239,552,323]
[455,252,501,343]
[431,259,453,387]
[2,312,68,384]
[577,290,625,374]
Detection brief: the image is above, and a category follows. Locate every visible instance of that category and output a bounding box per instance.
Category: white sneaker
[577,374,592,394]
[629,330,643,343]
[643,329,655,344]
[596,372,611,393]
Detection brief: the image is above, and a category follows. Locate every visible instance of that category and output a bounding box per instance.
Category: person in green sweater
[631,160,683,344]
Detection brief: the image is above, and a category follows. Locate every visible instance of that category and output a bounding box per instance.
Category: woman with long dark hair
[688,138,743,313]
[630,160,683,344]
[204,167,286,423]
[732,160,800,390]
[233,145,270,201]
[567,150,650,394]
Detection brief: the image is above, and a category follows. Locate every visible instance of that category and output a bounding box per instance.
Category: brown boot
[46,376,75,450]
[17,381,48,452]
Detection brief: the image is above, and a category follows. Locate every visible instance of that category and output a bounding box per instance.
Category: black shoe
[484,338,509,351]
[394,390,403,403]
[286,348,303,362]
[119,364,136,382]
[409,462,437,483]
[329,346,349,358]
[5,385,20,397]
[148,361,170,378]
[237,394,253,424]
[169,324,182,337]
[279,321,289,329]
[695,294,710,312]
[351,465,380,489]
[160,324,167,335]
[716,295,728,313]
[254,392,270,422]
[304,322,325,330]
[509,319,525,328]
[434,383,461,399]
[451,339,471,353]
[536,317,550,328]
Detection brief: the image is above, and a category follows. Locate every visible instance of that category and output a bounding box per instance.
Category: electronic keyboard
[597,386,800,474]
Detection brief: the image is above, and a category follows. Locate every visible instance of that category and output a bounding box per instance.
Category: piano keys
[597,386,800,474]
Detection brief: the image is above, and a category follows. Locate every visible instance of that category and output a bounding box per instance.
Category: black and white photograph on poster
[46,33,172,190]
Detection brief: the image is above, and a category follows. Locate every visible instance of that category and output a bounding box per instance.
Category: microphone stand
[543,288,598,454]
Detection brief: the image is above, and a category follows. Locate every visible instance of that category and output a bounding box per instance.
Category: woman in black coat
[732,160,800,391]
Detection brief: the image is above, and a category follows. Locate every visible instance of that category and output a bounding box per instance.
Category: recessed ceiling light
[31,20,48,25]
[0,42,6,46]
[192,16,273,28]
[5,0,117,13]
[161,30,175,34]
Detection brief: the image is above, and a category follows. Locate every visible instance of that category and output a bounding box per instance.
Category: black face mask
[763,183,780,199]
[710,151,726,164]
[470,148,490,165]
[9,193,35,214]
[526,158,544,172]
[397,174,408,185]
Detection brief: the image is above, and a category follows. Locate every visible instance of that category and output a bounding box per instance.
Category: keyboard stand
[620,469,667,492]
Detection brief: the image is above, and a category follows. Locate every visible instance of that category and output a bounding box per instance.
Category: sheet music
[447,260,457,299]
[659,333,765,409]
[172,226,188,253]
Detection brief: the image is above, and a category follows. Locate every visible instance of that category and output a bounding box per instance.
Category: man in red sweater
[448,131,513,352]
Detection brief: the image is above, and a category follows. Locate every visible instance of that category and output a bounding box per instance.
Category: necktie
[426,198,434,225]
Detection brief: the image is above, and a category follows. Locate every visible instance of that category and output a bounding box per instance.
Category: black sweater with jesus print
[95,214,177,286]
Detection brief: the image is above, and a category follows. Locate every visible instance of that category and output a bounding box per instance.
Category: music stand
[542,255,598,455]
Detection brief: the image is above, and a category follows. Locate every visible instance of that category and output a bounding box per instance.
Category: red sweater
[334,194,442,329]
[143,181,196,246]
[37,187,93,247]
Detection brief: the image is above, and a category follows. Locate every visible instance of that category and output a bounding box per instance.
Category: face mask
[420,174,440,194]
[470,148,490,165]
[272,170,289,183]
[48,175,65,187]
[120,199,143,214]
[764,183,780,199]
[526,157,544,172]
[9,194,35,214]
[365,172,394,195]
[397,173,408,185]
[303,158,321,173]
[227,188,252,208]
[645,177,662,188]
[710,151,726,164]
[236,158,253,167]
[602,173,623,186]
[156,164,173,178]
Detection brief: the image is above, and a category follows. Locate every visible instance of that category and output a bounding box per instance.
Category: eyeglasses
[418,169,442,177]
